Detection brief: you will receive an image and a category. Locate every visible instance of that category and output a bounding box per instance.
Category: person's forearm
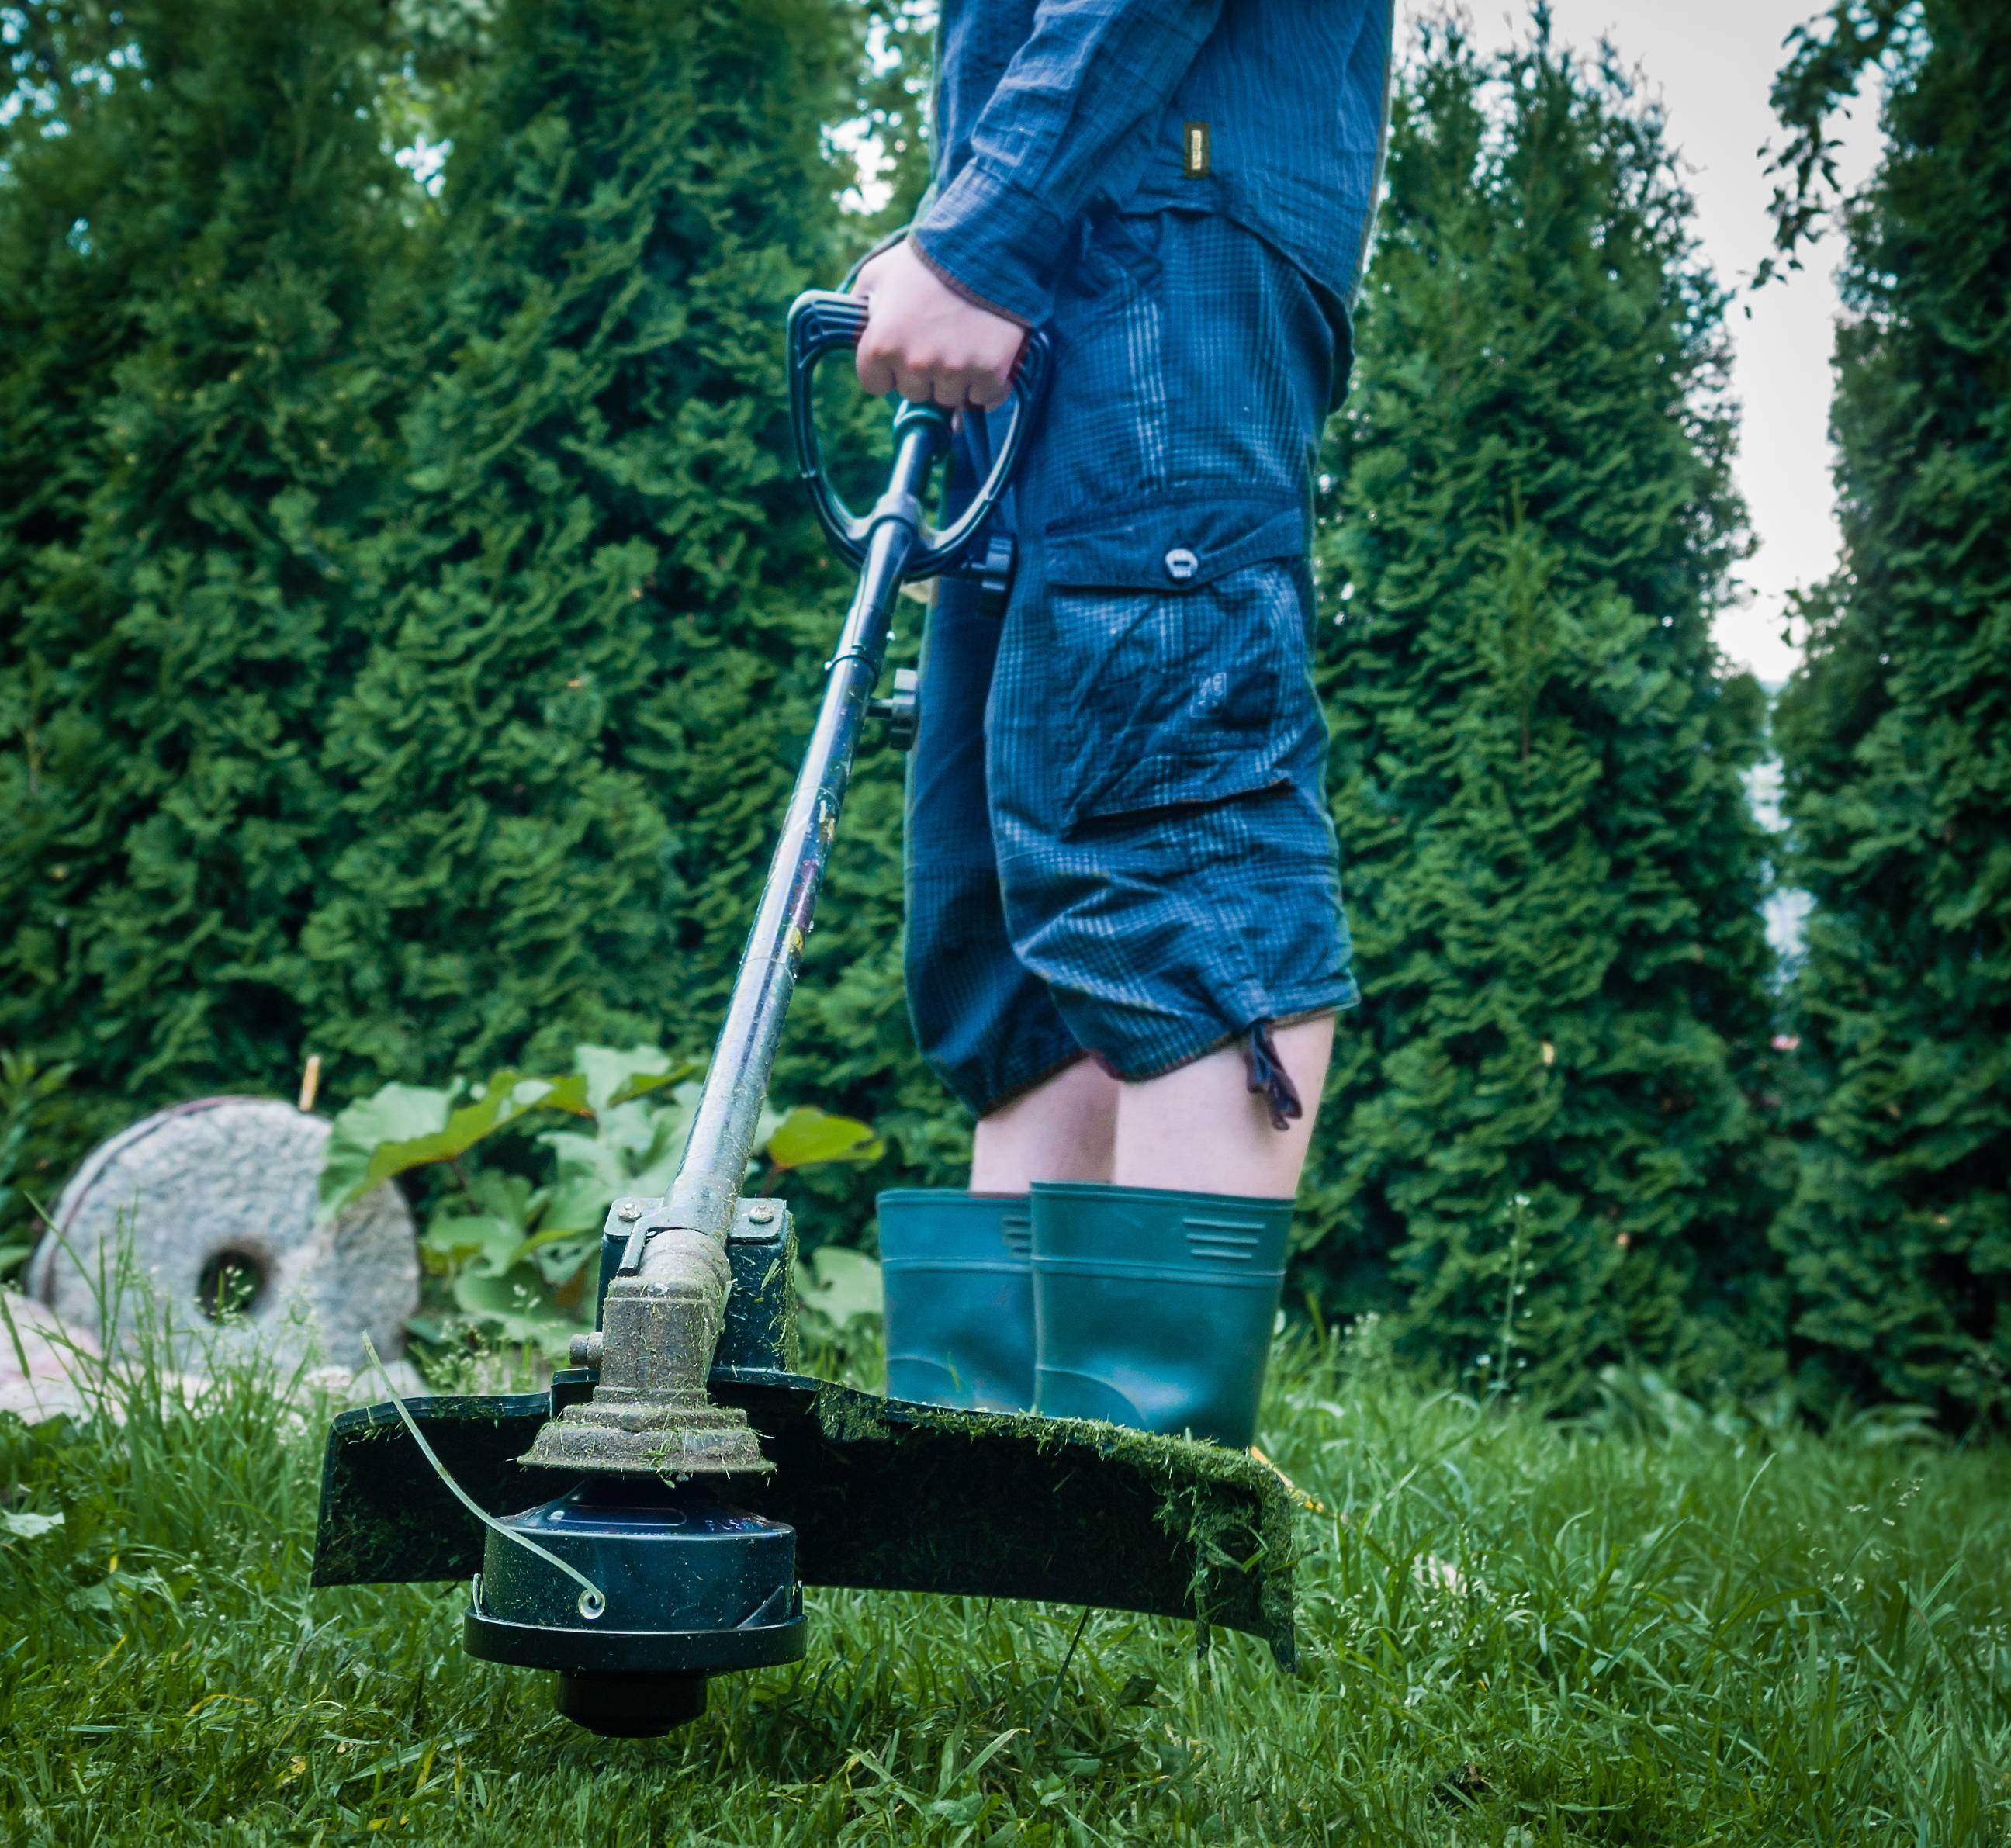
[913,0,1224,327]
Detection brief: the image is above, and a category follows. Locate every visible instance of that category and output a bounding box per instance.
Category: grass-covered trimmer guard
[310,293,1300,1737]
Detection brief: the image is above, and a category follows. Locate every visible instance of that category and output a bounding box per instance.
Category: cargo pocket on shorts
[1043,493,1313,830]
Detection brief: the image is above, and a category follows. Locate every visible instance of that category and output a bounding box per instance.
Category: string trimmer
[311,292,1300,1738]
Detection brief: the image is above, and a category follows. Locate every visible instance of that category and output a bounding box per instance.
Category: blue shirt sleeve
[912,0,1224,327]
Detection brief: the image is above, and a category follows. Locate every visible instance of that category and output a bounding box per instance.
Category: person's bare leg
[1111,1015,1335,1199]
[970,1056,1119,1192]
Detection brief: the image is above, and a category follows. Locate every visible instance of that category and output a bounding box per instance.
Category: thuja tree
[0,0,937,1253]
[0,7,137,651]
[0,6,141,1227]
[1307,21,1781,1396]
[1767,0,2011,1418]
[313,0,940,1234]
[0,0,421,1155]
[784,0,982,1194]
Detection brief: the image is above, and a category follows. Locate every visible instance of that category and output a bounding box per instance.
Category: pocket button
[1164,546,1199,583]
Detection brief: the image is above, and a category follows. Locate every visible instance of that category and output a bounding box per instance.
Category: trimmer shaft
[524,307,1048,1492]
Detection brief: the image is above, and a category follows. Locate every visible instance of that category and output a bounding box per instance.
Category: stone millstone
[26,1097,418,1375]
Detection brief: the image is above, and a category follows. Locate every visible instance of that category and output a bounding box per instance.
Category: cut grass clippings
[1,1316,2007,1846]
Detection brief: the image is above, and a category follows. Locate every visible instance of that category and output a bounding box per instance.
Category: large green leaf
[538,1081,701,1219]
[573,1043,695,1116]
[763,1106,884,1171]
[320,1082,453,1209]
[324,1069,590,1210]
[604,1065,702,1109]
[452,1264,587,1358]
[538,1132,634,1234]
[627,1086,702,1196]
[795,1245,884,1331]
[514,1227,600,1288]
[421,1210,521,1279]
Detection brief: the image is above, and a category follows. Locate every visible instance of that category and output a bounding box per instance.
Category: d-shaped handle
[786,289,1050,577]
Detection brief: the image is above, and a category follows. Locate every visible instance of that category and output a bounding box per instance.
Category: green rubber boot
[1030,1183,1292,1448]
[876,1190,1034,1410]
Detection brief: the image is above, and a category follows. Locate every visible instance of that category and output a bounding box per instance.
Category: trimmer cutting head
[313,1199,1302,1736]
[463,1478,805,1737]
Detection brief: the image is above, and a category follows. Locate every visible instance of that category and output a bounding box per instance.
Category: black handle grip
[786,289,1050,576]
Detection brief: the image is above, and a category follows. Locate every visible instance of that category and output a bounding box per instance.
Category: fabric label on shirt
[1183,121,1211,178]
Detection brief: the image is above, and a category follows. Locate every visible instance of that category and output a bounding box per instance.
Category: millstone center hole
[196,1248,268,1321]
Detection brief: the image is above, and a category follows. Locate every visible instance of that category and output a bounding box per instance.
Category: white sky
[1455,0,1885,683]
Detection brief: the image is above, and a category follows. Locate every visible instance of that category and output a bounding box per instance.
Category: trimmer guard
[310,1374,1299,1668]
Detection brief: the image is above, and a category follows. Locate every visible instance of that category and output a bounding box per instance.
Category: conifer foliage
[1768,0,2011,1417]
[0,1,905,1195]
[9,0,2002,1410]
[310,0,864,1084]
[1308,21,1780,1394]
[0,0,420,1147]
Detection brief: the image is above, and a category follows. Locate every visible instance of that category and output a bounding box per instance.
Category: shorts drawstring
[1245,1020,1303,1133]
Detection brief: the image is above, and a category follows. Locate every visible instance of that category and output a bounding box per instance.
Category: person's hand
[854,240,1026,410]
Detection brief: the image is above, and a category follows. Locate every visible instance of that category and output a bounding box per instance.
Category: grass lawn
[2,1320,2007,1846]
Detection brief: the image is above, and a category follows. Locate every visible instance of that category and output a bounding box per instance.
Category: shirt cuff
[910,160,1068,330]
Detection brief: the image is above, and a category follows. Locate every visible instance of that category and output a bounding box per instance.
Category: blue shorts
[904,209,1359,1116]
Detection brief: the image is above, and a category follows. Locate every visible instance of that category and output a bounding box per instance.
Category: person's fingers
[967,366,1012,410]
[931,368,967,410]
[856,337,896,396]
[892,362,935,403]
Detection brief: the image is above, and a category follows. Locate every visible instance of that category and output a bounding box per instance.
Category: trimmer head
[313,1200,1300,1734]
[464,1479,805,1736]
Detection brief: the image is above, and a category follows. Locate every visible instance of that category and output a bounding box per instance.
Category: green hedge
[1767,0,2011,1418]
[1,0,424,1165]
[0,0,942,1255]
[1303,21,1785,1398]
[12,2,1998,1411]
